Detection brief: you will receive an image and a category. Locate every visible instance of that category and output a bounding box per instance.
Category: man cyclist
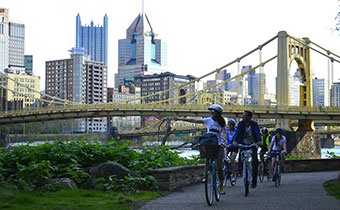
[174,104,227,194]
[225,118,238,184]
[259,127,272,178]
[232,111,261,188]
[267,128,287,181]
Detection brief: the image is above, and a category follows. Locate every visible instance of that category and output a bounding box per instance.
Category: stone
[47,178,78,189]
[89,161,140,182]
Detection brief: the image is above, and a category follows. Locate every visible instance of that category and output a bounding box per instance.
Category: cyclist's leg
[230,151,237,178]
[280,152,285,171]
[251,147,258,187]
[217,147,225,192]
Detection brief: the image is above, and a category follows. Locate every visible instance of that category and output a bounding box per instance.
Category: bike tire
[215,176,221,202]
[245,165,249,196]
[274,162,279,187]
[258,161,264,183]
[222,161,228,187]
[205,164,214,206]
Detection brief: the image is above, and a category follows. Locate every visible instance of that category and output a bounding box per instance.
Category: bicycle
[222,145,236,187]
[238,143,257,197]
[272,151,282,187]
[258,150,271,182]
[199,143,221,206]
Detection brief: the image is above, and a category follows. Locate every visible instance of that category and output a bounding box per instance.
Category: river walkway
[140,170,340,210]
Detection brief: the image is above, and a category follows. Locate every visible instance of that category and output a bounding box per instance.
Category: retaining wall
[151,159,340,191]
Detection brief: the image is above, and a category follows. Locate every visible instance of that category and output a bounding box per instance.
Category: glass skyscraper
[75,14,108,66]
[115,12,167,88]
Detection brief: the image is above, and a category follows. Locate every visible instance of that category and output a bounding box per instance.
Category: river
[177,146,340,159]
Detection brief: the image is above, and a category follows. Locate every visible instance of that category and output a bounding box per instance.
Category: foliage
[323,180,340,200]
[286,154,306,160]
[326,151,340,159]
[0,188,163,210]
[0,139,203,192]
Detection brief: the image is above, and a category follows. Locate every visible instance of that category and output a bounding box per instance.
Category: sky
[2,0,340,93]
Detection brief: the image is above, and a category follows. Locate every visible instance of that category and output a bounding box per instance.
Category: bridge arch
[277,31,314,131]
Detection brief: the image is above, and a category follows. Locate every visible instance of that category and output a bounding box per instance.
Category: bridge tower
[277,31,314,131]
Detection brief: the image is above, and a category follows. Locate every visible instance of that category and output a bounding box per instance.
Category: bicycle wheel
[215,175,221,201]
[222,161,228,187]
[244,165,249,196]
[205,163,214,206]
[274,161,279,187]
[258,161,264,183]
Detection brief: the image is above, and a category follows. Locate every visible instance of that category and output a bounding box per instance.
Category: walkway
[140,171,340,210]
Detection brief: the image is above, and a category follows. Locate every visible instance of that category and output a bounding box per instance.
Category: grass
[323,179,340,200]
[0,188,163,210]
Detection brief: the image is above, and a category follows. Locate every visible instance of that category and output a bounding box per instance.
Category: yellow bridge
[1,31,340,132]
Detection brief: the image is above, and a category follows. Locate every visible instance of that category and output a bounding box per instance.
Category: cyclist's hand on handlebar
[232,141,238,147]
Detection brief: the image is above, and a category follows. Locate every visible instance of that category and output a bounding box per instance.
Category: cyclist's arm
[282,139,287,153]
[267,140,274,153]
[174,117,203,124]
[222,127,227,145]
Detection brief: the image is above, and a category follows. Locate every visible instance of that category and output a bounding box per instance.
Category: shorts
[270,150,282,158]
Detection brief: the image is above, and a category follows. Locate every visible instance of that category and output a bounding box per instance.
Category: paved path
[140,171,340,210]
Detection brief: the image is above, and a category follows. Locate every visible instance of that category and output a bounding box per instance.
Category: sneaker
[251,183,257,188]
[231,176,236,183]
[219,185,225,194]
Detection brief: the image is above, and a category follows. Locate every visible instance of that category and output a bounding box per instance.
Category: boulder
[89,161,140,182]
[47,178,78,189]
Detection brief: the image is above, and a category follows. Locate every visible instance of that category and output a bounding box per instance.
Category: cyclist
[225,118,238,184]
[232,110,261,188]
[259,127,272,178]
[174,104,227,193]
[267,128,287,181]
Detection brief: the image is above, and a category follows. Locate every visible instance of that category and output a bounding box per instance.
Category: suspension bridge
[1,31,340,132]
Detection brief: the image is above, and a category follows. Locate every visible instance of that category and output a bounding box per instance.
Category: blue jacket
[232,120,261,144]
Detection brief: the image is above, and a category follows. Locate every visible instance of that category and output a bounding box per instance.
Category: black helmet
[274,128,283,134]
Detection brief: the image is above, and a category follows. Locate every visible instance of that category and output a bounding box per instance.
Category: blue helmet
[208,104,223,114]
[228,118,236,125]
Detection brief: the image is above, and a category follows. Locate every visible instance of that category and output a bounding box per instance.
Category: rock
[89,161,140,183]
[47,178,78,189]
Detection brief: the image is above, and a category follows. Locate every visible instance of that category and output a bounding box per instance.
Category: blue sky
[2,0,340,92]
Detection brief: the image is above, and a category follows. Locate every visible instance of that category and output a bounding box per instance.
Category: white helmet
[208,104,223,114]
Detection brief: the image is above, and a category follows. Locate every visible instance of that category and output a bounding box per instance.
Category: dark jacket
[232,120,261,144]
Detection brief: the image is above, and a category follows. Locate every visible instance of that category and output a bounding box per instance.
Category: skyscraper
[115,12,167,88]
[0,8,9,72]
[0,8,25,74]
[75,14,108,65]
[312,78,326,107]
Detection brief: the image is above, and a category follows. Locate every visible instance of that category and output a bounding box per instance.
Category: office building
[107,86,141,131]
[75,14,108,65]
[24,55,33,75]
[115,12,167,87]
[312,78,326,107]
[134,72,195,104]
[0,8,25,74]
[46,49,107,132]
[0,73,40,109]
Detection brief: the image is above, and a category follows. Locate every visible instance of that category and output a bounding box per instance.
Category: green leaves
[0,139,203,192]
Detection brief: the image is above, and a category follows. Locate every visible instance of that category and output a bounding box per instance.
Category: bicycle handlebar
[237,143,257,148]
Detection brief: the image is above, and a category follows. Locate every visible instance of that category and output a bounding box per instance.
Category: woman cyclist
[268,128,287,181]
[225,118,238,184]
[174,104,226,194]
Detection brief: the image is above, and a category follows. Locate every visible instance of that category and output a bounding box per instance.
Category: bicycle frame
[238,143,256,196]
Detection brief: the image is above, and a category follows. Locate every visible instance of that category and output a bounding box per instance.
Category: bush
[0,139,203,192]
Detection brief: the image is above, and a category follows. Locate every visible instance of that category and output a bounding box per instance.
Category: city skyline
[2,0,340,93]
